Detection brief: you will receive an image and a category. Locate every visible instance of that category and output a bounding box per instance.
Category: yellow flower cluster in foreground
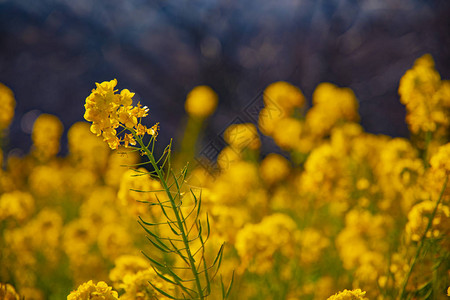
[327,289,368,300]
[0,54,449,300]
[84,79,158,149]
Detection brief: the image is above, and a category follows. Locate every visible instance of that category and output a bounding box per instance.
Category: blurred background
[0,0,449,156]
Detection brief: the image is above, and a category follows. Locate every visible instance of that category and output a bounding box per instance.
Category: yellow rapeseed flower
[97,223,133,260]
[67,280,118,300]
[235,213,298,274]
[84,79,156,149]
[0,83,15,130]
[32,114,64,159]
[184,85,218,118]
[0,191,35,222]
[271,117,303,150]
[223,123,260,151]
[118,168,166,217]
[297,228,330,266]
[326,289,368,300]
[306,83,359,137]
[216,146,242,170]
[63,218,97,259]
[405,200,450,243]
[428,143,450,204]
[259,153,291,185]
[263,81,305,116]
[28,164,64,196]
[0,282,20,300]
[109,255,150,286]
[67,122,109,172]
[399,54,450,134]
[119,268,176,300]
[258,81,304,136]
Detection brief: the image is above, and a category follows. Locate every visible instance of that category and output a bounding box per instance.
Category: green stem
[132,130,205,299]
[399,175,448,299]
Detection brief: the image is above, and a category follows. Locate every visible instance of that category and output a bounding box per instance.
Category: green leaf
[225,270,235,299]
[196,192,202,218]
[141,250,166,269]
[152,265,178,285]
[156,194,175,222]
[146,236,172,254]
[202,252,211,295]
[153,266,196,298]
[205,214,211,241]
[212,244,225,268]
[148,281,178,300]
[169,240,190,265]
[167,221,181,236]
[138,216,166,226]
[119,161,152,167]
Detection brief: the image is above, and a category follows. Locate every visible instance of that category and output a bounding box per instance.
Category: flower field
[0,54,449,299]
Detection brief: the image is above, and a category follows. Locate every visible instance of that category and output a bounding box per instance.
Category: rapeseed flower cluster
[399,54,450,136]
[67,280,118,300]
[0,83,15,131]
[32,113,64,160]
[84,79,158,149]
[326,289,368,300]
[0,283,20,300]
[0,54,449,299]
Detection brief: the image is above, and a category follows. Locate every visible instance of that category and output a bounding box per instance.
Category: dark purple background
[1,0,449,155]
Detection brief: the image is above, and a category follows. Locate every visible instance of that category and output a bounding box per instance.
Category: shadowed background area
[0,0,449,155]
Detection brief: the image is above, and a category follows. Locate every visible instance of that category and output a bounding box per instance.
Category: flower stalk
[83,79,227,299]
[399,175,448,299]
[131,128,205,299]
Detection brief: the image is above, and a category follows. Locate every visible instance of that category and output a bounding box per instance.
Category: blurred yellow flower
[428,143,450,204]
[0,191,35,222]
[118,168,166,217]
[224,123,260,151]
[258,81,304,137]
[0,83,15,130]
[0,283,20,300]
[184,85,218,118]
[119,268,176,300]
[109,255,150,286]
[97,223,133,260]
[68,122,109,172]
[297,228,330,266]
[271,117,303,150]
[28,164,65,196]
[32,114,64,159]
[259,153,290,185]
[63,218,97,259]
[306,82,359,137]
[263,81,305,116]
[399,54,449,134]
[235,213,298,274]
[405,200,450,243]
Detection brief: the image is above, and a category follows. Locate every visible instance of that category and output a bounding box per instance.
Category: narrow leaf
[225,270,235,298]
[148,281,177,300]
[167,221,181,236]
[146,236,172,253]
[141,251,166,269]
